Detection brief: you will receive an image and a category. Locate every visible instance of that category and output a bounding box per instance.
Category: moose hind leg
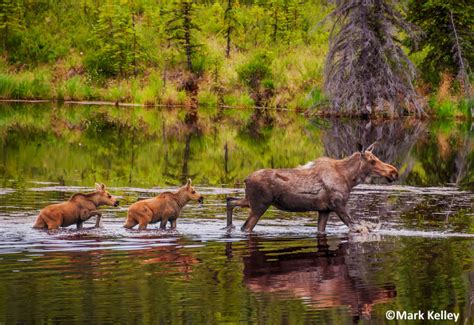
[123,217,138,229]
[241,203,269,232]
[226,197,249,229]
[33,215,47,229]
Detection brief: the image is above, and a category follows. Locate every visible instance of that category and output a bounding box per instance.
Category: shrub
[237,52,275,106]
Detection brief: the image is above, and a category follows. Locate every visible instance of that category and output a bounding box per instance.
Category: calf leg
[33,215,47,229]
[160,218,169,230]
[317,211,330,233]
[170,219,177,229]
[77,221,84,229]
[226,197,249,229]
[138,220,149,230]
[88,210,103,228]
[46,220,61,230]
[123,217,138,229]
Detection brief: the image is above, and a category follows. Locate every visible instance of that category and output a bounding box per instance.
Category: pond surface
[0,103,473,323]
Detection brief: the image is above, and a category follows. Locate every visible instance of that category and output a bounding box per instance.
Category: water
[0,103,473,323]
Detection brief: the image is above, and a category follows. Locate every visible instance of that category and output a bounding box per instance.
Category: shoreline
[0,99,471,121]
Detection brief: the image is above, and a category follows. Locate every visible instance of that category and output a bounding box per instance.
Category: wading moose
[33,183,120,230]
[226,143,399,232]
[124,179,204,230]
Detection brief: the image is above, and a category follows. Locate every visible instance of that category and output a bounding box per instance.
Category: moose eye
[370,160,376,165]
[192,191,196,194]
[108,194,112,198]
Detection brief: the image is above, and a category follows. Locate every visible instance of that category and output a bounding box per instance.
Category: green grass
[428,97,472,119]
[0,71,52,99]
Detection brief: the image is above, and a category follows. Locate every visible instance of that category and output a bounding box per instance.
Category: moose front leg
[88,210,103,228]
[317,211,330,233]
[80,210,103,228]
[334,206,361,231]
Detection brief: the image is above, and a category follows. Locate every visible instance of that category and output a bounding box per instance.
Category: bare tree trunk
[272,3,278,43]
[183,2,193,72]
[449,10,471,99]
[225,0,232,58]
[3,24,8,51]
[132,10,137,77]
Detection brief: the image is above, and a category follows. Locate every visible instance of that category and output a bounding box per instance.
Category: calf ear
[95,183,106,192]
[357,143,364,153]
[186,178,192,188]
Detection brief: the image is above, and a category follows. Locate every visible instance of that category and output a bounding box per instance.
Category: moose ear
[95,183,102,191]
[357,143,364,153]
[101,183,106,191]
[366,142,377,153]
[186,178,192,188]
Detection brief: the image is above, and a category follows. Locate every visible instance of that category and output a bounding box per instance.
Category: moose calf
[124,179,203,230]
[33,183,120,230]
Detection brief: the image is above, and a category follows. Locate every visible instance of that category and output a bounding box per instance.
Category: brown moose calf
[33,183,120,230]
[124,179,203,230]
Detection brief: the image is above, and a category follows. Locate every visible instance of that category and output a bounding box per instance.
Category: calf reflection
[242,236,396,320]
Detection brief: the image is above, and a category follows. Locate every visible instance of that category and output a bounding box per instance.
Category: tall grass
[0,71,52,99]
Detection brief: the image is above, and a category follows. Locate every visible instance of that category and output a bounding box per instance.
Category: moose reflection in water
[241,236,397,321]
[226,143,399,233]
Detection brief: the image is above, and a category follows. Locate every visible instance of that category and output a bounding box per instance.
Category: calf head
[182,179,204,203]
[95,183,120,207]
[359,143,399,183]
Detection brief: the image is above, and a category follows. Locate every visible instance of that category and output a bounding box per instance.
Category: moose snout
[198,196,204,204]
[113,200,120,207]
[387,170,399,182]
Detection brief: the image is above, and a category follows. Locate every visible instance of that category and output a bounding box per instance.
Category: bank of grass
[0,52,470,118]
[426,73,473,120]
[0,44,329,109]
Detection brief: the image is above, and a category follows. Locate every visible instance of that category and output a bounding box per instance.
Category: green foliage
[407,0,473,84]
[0,0,24,51]
[164,0,201,73]
[237,51,275,106]
[85,0,144,78]
[0,71,51,99]
[237,52,274,90]
[428,97,472,119]
[0,0,467,115]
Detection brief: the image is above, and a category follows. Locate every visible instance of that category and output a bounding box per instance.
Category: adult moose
[226,143,398,232]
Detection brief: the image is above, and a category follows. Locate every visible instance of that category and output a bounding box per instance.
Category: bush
[237,52,275,106]
[237,52,273,90]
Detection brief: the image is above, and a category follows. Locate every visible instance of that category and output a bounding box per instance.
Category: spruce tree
[324,0,425,117]
[407,0,472,92]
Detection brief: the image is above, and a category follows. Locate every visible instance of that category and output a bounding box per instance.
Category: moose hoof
[222,224,236,232]
[349,220,380,234]
[349,223,369,234]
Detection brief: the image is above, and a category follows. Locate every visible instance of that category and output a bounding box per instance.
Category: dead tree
[324,0,426,117]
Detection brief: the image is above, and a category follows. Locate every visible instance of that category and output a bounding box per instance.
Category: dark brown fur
[226,144,398,232]
[124,179,203,230]
[33,183,119,230]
